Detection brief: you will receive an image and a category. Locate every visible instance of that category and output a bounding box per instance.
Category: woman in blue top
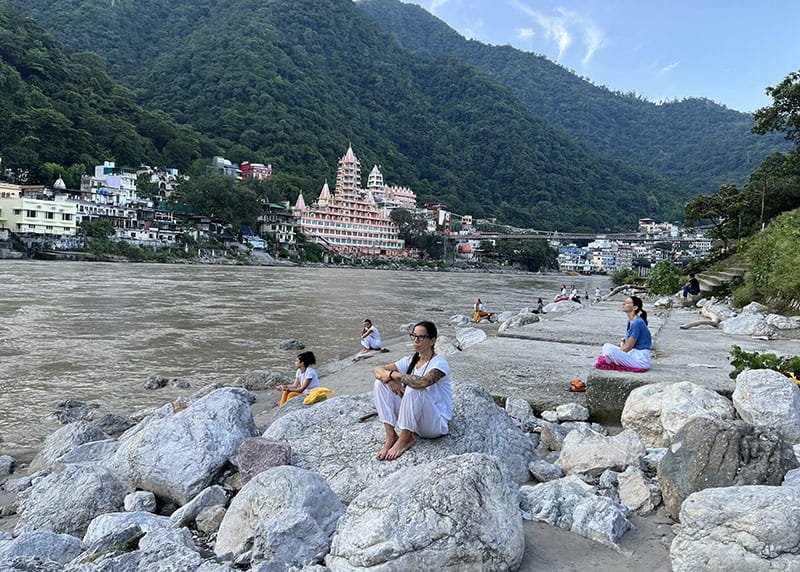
[601,296,652,370]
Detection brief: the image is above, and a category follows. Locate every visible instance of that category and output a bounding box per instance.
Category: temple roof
[53,176,67,190]
[319,180,331,200]
[343,144,357,163]
[294,192,306,211]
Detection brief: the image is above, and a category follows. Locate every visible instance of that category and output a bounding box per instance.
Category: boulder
[720,313,766,335]
[621,381,736,447]
[0,455,13,479]
[215,466,342,565]
[519,475,631,550]
[733,369,800,443]
[170,485,228,528]
[454,326,487,349]
[556,403,589,422]
[556,428,646,477]
[262,383,537,503]
[90,413,135,437]
[279,339,305,351]
[235,370,292,391]
[529,458,564,482]
[617,466,661,513]
[658,417,798,520]
[742,301,769,314]
[124,491,157,513]
[449,314,469,327]
[766,314,800,330]
[196,505,226,534]
[752,321,779,340]
[783,468,800,488]
[671,486,800,571]
[233,438,291,486]
[543,301,582,314]
[495,311,515,323]
[15,464,126,537]
[57,438,120,466]
[497,312,539,333]
[0,530,83,565]
[504,397,533,424]
[82,511,171,550]
[29,421,107,472]
[111,387,258,504]
[704,301,737,319]
[327,453,523,571]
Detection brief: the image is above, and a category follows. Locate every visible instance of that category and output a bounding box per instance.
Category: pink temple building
[293,146,413,256]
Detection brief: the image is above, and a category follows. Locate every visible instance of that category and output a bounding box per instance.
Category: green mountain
[357,0,786,194]
[0,0,744,231]
[0,4,210,180]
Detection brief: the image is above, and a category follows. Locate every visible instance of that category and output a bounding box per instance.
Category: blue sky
[403,0,800,113]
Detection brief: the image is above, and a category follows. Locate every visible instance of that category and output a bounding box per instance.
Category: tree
[684,184,745,249]
[80,218,115,238]
[390,208,428,244]
[753,71,800,150]
[173,175,261,232]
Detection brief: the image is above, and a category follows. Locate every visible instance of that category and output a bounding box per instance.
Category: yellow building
[0,182,77,237]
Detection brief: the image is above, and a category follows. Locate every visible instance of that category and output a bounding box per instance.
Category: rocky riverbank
[2,294,799,570]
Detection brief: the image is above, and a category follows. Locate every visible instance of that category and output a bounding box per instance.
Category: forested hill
[357,0,787,195]
[0,5,210,181]
[2,0,691,231]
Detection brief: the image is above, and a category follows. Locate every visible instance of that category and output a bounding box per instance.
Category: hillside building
[241,162,272,180]
[0,182,77,237]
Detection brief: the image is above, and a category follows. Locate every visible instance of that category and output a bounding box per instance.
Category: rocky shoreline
[2,294,799,570]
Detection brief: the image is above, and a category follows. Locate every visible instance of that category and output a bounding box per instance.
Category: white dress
[295,366,320,393]
[373,354,453,437]
[361,326,382,350]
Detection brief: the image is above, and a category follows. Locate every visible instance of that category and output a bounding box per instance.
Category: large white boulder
[671,485,800,571]
[112,387,258,504]
[327,453,523,571]
[621,381,736,447]
[29,421,107,472]
[263,383,536,503]
[720,313,766,335]
[556,428,646,476]
[733,369,800,443]
[543,301,582,314]
[0,531,83,565]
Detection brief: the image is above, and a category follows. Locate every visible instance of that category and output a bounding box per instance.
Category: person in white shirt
[372,321,452,461]
[276,351,320,406]
[360,319,382,352]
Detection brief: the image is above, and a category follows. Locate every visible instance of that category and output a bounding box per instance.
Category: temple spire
[294,192,307,211]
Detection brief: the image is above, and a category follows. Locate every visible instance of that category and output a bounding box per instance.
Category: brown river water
[0,260,604,457]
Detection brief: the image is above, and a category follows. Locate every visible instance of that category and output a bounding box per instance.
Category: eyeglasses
[409,333,431,341]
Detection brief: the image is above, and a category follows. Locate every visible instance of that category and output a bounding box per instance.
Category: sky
[403,0,800,113]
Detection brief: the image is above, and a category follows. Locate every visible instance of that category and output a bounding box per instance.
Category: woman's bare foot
[377,433,397,460]
[385,431,415,460]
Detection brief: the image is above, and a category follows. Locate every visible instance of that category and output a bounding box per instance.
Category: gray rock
[170,485,228,528]
[143,375,170,390]
[641,448,667,476]
[752,321,779,340]
[215,466,342,560]
[742,301,769,314]
[733,369,800,443]
[541,410,559,423]
[621,381,736,447]
[556,428,646,477]
[543,301,582,313]
[617,466,661,513]
[495,311,515,323]
[782,468,800,488]
[279,339,305,351]
[497,312,539,332]
[449,314,469,327]
[504,397,533,423]
[556,403,589,422]
[111,387,258,505]
[196,505,226,535]
[3,474,35,495]
[454,326,487,349]
[233,438,291,487]
[327,453,523,571]
[0,530,83,565]
[519,475,631,550]
[653,297,672,309]
[529,458,564,482]
[57,438,120,466]
[90,414,135,438]
[45,400,100,425]
[82,511,171,550]
[236,370,292,391]
[123,491,157,513]
[766,314,800,330]
[15,464,126,537]
[262,383,537,504]
[30,421,108,472]
[398,323,415,334]
[0,455,13,478]
[720,313,766,335]
[658,417,798,520]
[671,486,800,571]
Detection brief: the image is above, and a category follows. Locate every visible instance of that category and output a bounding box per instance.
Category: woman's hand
[387,378,405,397]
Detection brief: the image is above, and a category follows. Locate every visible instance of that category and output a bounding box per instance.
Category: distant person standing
[682,273,700,299]
[593,287,602,303]
[360,319,382,353]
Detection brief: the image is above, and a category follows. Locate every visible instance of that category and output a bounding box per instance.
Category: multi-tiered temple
[293,146,416,256]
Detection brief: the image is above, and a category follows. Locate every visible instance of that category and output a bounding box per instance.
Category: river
[0,260,605,456]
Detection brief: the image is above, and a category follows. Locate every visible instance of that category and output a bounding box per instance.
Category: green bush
[646,261,685,295]
[729,345,800,382]
[610,268,640,287]
[733,209,800,312]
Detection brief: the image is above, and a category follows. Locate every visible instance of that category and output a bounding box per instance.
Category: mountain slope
[357,0,787,194]
[4,0,686,231]
[0,4,209,178]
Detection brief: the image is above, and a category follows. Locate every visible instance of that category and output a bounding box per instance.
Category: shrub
[610,268,639,287]
[646,261,684,295]
[729,345,800,382]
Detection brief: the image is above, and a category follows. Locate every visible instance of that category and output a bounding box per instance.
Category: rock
[124,491,157,513]
[0,455,13,478]
[279,339,305,351]
[670,486,800,571]
[752,320,779,340]
[495,311,515,323]
[733,369,800,443]
[454,326,487,349]
[215,466,343,563]
[170,485,228,528]
[720,313,766,335]
[111,387,258,505]
[90,414,135,438]
[82,511,171,551]
[233,438,291,487]
[766,313,800,330]
[543,301,582,313]
[541,410,558,423]
[262,383,537,504]
[556,428,646,477]
[327,453,523,571]
[658,417,798,520]
[497,312,539,333]
[653,297,672,309]
[449,314,469,327]
[529,458,564,482]
[0,530,83,565]
[621,381,736,447]
[196,505,226,534]
[556,403,589,422]
[617,466,661,513]
[3,474,35,495]
[398,323,415,334]
[143,375,169,390]
[504,397,533,424]
[57,438,120,466]
[15,464,126,537]
[45,400,100,425]
[29,421,108,472]
[236,370,292,391]
[783,468,800,488]
[641,448,667,476]
[704,301,737,319]
[519,475,631,550]
[742,301,769,314]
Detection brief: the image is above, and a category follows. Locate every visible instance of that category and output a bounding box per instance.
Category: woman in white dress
[372,321,452,460]
[360,318,382,352]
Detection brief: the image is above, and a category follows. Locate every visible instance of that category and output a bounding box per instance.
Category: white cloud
[515,27,535,40]
[658,61,680,75]
[429,0,451,15]
[461,20,484,40]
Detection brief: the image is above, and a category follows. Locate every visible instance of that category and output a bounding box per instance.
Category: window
[27,210,37,217]
[46,212,54,219]
[13,209,21,215]
[62,214,72,221]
